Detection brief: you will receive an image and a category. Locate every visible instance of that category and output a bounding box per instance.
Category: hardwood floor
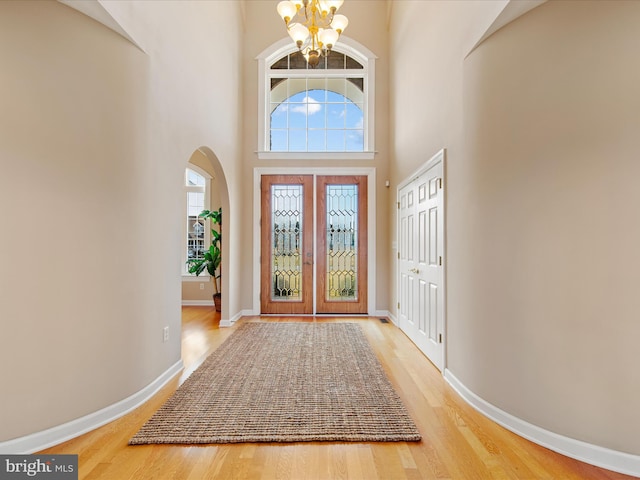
[40,307,635,479]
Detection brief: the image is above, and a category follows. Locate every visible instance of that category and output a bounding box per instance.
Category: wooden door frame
[397,149,447,372]
[260,175,314,314]
[252,167,377,316]
[316,175,368,314]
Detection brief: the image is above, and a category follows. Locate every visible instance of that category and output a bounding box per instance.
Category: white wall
[0,0,242,442]
[390,0,640,457]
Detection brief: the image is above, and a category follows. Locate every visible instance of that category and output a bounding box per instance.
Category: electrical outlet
[163,326,169,343]
[199,283,204,290]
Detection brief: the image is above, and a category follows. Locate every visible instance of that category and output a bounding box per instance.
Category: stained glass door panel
[261,175,313,314]
[317,176,368,314]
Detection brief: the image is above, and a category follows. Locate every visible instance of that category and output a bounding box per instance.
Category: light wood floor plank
[38,308,636,480]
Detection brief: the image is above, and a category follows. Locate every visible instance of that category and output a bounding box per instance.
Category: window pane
[306,89,325,103]
[345,56,364,69]
[307,97,326,128]
[308,129,326,151]
[346,129,364,151]
[325,184,358,300]
[187,191,204,216]
[345,102,363,129]
[289,108,307,129]
[271,103,288,129]
[347,77,364,92]
[267,77,365,152]
[327,52,345,69]
[289,51,307,69]
[327,104,345,129]
[327,130,345,151]
[187,215,205,261]
[271,56,289,69]
[307,79,326,95]
[289,91,307,103]
[326,79,346,100]
[289,78,307,98]
[187,190,205,264]
[271,129,288,151]
[271,185,304,300]
[186,169,205,187]
[289,129,307,151]
[314,55,327,70]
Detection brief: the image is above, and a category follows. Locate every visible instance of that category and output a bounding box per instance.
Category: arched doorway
[182,147,230,320]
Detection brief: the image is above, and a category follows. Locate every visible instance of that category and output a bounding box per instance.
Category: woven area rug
[129,322,421,444]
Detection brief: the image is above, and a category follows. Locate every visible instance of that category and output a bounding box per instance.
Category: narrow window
[184,167,210,274]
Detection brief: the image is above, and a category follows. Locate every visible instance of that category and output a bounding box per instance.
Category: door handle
[410,268,419,274]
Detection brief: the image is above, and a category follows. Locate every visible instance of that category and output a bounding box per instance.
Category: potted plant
[186,207,222,312]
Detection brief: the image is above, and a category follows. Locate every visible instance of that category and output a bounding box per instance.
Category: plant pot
[213,293,222,312]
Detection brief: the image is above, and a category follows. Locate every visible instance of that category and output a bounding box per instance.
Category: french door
[260,175,368,315]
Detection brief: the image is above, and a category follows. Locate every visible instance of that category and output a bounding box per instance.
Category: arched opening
[182,147,230,321]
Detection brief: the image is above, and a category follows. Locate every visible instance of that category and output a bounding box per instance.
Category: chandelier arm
[279,0,347,67]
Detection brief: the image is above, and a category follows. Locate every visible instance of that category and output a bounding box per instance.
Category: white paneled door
[398,152,445,371]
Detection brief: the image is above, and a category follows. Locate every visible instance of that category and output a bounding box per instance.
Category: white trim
[220,309,247,328]
[372,309,392,320]
[397,149,446,190]
[255,36,377,64]
[397,149,447,372]
[181,299,215,306]
[444,369,640,478]
[253,167,376,316]
[257,151,376,161]
[181,274,211,282]
[0,360,183,454]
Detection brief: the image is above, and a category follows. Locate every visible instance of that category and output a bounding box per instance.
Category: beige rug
[130,322,421,444]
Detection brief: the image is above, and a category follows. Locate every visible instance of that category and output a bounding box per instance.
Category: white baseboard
[181,300,214,306]
[444,369,640,478]
[0,360,184,454]
[220,309,250,327]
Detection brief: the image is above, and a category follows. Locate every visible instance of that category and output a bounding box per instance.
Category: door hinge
[438,256,443,266]
[438,333,443,343]
[397,251,400,259]
[438,178,443,189]
[397,201,400,209]
[397,302,400,309]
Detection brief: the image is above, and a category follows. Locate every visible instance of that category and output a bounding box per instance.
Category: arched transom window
[257,38,376,160]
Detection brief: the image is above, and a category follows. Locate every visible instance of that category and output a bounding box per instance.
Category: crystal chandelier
[276,0,349,68]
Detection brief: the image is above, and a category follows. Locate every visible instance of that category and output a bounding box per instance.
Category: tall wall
[240,0,392,313]
[390,0,640,456]
[0,0,243,443]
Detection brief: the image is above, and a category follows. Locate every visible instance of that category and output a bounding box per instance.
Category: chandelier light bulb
[330,14,348,34]
[318,28,339,50]
[288,22,310,46]
[277,1,296,23]
[323,0,344,12]
[277,0,349,67]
